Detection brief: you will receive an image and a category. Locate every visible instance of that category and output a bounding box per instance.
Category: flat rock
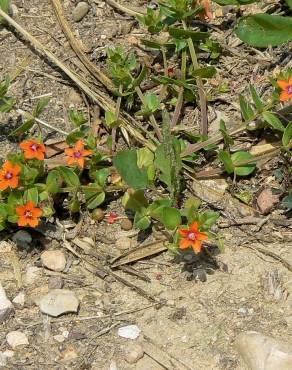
[41,250,67,272]
[39,289,79,317]
[257,188,279,214]
[12,230,32,249]
[6,331,29,349]
[72,2,89,22]
[123,343,144,364]
[235,331,292,370]
[0,283,14,323]
[118,325,140,340]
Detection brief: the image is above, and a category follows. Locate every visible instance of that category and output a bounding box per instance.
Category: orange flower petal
[178,228,189,237]
[197,232,208,241]
[9,177,19,189]
[179,238,192,249]
[192,240,202,254]
[280,91,291,102]
[75,140,85,151]
[11,164,21,176]
[189,222,199,232]
[26,218,39,228]
[65,148,75,156]
[0,180,9,191]
[277,80,289,90]
[17,217,28,227]
[67,157,76,166]
[31,208,42,218]
[77,157,85,168]
[81,149,93,157]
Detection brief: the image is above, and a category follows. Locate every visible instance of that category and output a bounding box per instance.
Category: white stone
[0,283,14,323]
[118,325,140,340]
[235,331,292,370]
[41,250,67,272]
[6,331,29,349]
[54,334,65,343]
[12,292,25,308]
[25,266,42,285]
[116,237,134,251]
[72,2,90,22]
[39,289,79,317]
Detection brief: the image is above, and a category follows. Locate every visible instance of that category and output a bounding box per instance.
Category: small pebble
[121,219,133,231]
[48,276,64,289]
[41,250,67,272]
[118,325,140,340]
[6,331,29,349]
[54,334,65,343]
[238,307,248,316]
[0,283,14,323]
[39,289,79,317]
[12,230,32,249]
[123,343,144,364]
[257,188,279,214]
[12,292,25,308]
[72,2,89,22]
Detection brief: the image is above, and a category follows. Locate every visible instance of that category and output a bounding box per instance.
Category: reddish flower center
[188,232,197,241]
[73,151,82,158]
[287,85,292,94]
[5,171,13,180]
[30,143,39,151]
[24,210,32,218]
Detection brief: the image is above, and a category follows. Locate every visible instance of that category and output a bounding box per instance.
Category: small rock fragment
[0,352,7,367]
[67,89,83,105]
[0,283,14,323]
[41,250,67,272]
[257,188,279,214]
[72,2,89,22]
[39,289,79,317]
[235,331,292,370]
[12,230,32,249]
[116,237,134,251]
[48,276,64,289]
[6,331,29,349]
[12,292,25,308]
[118,325,140,340]
[25,266,42,285]
[121,219,133,231]
[54,334,65,343]
[123,343,144,364]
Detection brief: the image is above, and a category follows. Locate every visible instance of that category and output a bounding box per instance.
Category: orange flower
[277,76,292,102]
[16,201,42,228]
[0,160,21,191]
[178,221,208,253]
[64,140,92,169]
[20,139,46,160]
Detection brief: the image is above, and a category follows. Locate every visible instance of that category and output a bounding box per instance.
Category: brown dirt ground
[0,1,292,369]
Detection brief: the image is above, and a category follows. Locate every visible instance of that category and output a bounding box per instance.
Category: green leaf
[68,109,87,127]
[59,167,80,187]
[46,170,62,194]
[154,144,173,192]
[239,95,254,122]
[0,0,10,23]
[235,14,292,48]
[282,122,292,149]
[137,147,154,169]
[122,189,149,212]
[199,211,220,229]
[131,66,147,88]
[33,97,50,117]
[218,150,234,174]
[219,120,234,147]
[0,96,16,113]
[168,27,209,42]
[262,111,285,132]
[281,191,292,210]
[249,85,264,110]
[161,207,181,230]
[24,187,38,205]
[148,198,172,220]
[93,168,110,187]
[134,208,151,230]
[231,151,256,176]
[11,119,35,136]
[145,93,160,113]
[191,66,216,78]
[114,150,149,189]
[86,191,105,209]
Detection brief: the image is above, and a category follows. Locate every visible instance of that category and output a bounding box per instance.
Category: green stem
[171,49,186,128]
[182,20,208,136]
[112,84,123,152]
[135,86,163,142]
